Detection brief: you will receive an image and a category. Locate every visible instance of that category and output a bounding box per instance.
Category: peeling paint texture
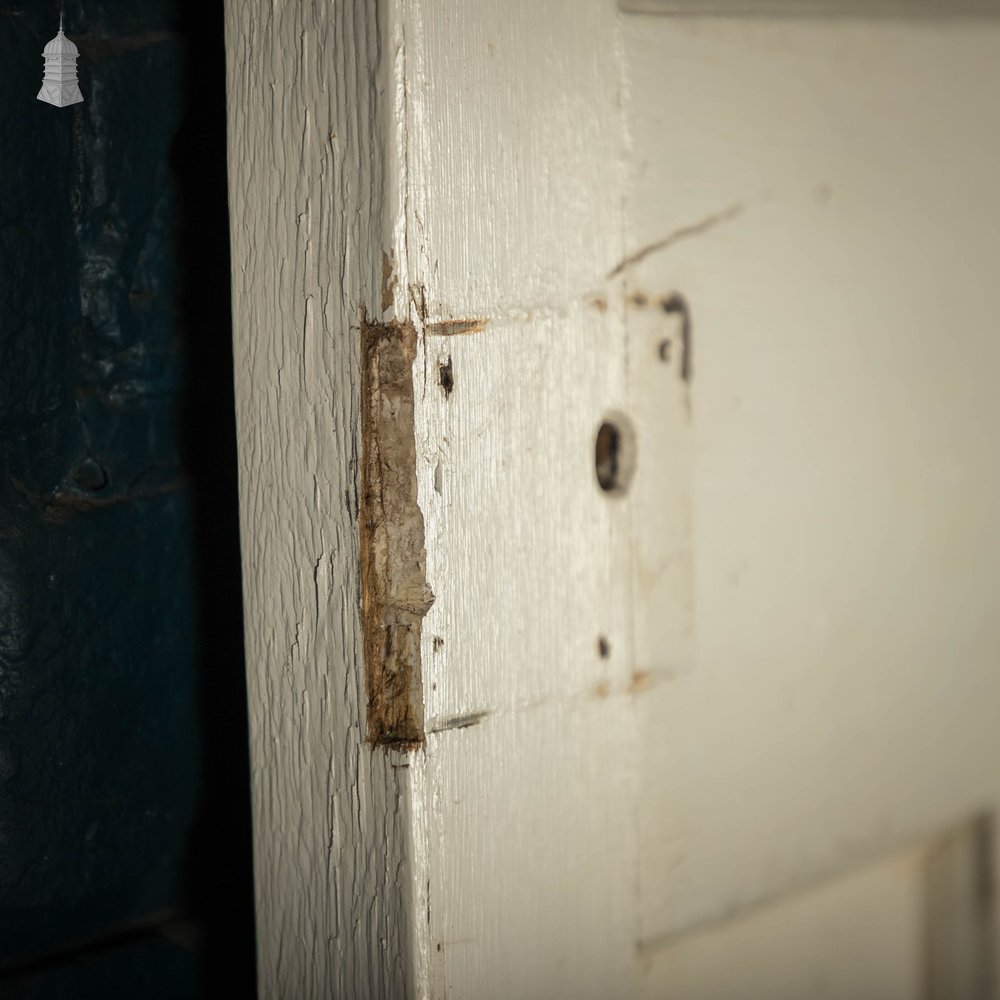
[224,2,413,997]
[360,315,433,749]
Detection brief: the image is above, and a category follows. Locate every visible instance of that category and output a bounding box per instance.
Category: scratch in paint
[607,203,744,278]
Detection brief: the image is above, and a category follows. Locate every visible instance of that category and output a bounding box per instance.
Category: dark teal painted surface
[3,936,201,999]
[0,2,254,994]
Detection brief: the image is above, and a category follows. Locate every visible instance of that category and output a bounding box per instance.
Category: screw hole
[438,356,454,397]
[73,458,108,492]
[597,636,611,659]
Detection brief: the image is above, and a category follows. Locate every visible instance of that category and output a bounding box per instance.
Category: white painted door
[225,2,1000,996]
[623,12,1000,998]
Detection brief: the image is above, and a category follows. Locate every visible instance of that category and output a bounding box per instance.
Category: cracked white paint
[224,3,413,996]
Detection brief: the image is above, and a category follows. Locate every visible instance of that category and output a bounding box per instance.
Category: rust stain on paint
[629,670,653,694]
[360,309,434,749]
[403,283,486,337]
[425,318,488,337]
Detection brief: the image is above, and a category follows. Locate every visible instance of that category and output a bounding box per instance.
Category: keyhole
[594,414,636,496]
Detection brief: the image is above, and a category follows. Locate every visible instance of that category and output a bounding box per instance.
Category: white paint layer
[393,2,640,996]
[226,2,1000,995]
[625,12,1000,966]
[224,3,414,996]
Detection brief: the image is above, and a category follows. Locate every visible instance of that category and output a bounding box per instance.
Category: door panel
[625,13,1000,991]
[641,843,927,1000]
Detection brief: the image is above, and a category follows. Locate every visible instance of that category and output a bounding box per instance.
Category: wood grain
[224,3,415,996]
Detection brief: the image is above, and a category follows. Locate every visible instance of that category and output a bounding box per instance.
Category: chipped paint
[661,292,692,384]
[360,310,434,748]
[381,250,397,313]
[427,711,491,735]
[625,289,694,384]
